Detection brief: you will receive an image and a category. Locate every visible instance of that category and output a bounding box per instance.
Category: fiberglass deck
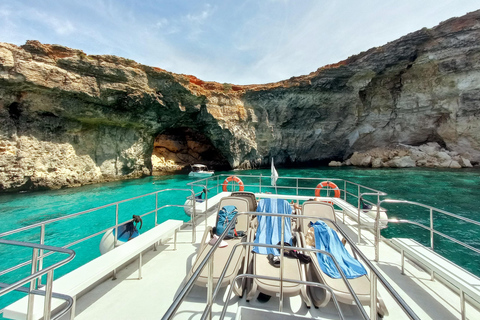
[10,192,480,320]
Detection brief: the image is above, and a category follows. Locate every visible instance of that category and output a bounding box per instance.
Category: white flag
[271,158,278,186]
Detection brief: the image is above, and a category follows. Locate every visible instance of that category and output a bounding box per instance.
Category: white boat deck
[6,192,480,320]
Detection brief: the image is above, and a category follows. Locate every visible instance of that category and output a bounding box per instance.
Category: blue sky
[1,0,479,84]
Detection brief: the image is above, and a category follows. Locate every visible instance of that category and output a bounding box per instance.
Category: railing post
[375,204,380,262]
[192,189,197,244]
[279,215,285,312]
[43,269,54,320]
[357,191,362,243]
[344,180,347,200]
[259,174,262,193]
[38,224,45,287]
[296,178,299,196]
[430,208,434,250]
[174,227,178,250]
[370,272,378,319]
[401,249,405,274]
[207,257,214,320]
[70,296,76,320]
[27,248,39,320]
[114,204,119,247]
[205,182,208,229]
[460,288,465,320]
[138,253,143,280]
[155,193,159,226]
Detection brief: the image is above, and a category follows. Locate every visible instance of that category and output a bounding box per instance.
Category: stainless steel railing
[188,174,388,244]
[374,199,480,261]
[0,188,197,316]
[0,188,196,283]
[163,211,420,320]
[372,199,480,320]
[187,174,386,201]
[0,239,75,320]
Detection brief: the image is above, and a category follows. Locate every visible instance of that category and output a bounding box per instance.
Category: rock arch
[151,127,231,173]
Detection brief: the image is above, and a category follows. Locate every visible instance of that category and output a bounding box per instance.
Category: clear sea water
[1,166,480,314]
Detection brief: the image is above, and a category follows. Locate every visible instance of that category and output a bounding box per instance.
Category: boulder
[449,161,462,169]
[459,157,473,168]
[385,156,416,168]
[419,143,442,156]
[371,158,383,168]
[350,152,372,167]
[410,149,426,161]
[436,151,452,162]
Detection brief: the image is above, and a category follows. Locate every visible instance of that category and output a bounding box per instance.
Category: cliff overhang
[1,10,480,191]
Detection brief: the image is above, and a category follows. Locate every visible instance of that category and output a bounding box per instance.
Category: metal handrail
[0,282,74,320]
[0,188,196,279]
[374,199,480,261]
[0,239,75,320]
[355,192,388,243]
[186,174,386,197]
[387,219,480,255]
[163,212,419,320]
[162,212,355,319]
[188,174,389,246]
[0,188,197,319]
[0,188,195,239]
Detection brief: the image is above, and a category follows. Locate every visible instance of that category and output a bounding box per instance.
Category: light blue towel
[312,220,367,279]
[253,198,292,255]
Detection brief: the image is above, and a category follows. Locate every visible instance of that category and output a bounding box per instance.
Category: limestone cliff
[1,10,480,191]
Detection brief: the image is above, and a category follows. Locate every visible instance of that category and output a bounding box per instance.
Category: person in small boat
[118,215,143,240]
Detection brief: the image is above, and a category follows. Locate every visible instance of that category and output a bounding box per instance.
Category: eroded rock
[2,10,480,191]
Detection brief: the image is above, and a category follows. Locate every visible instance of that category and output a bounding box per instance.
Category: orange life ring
[315,181,341,198]
[222,176,244,192]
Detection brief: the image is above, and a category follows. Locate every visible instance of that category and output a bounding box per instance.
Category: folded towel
[312,220,367,279]
[253,198,292,255]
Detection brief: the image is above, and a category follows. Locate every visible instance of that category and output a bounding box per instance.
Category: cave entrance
[151,127,230,174]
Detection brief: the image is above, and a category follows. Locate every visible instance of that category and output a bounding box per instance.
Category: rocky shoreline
[2,10,480,191]
[330,142,475,168]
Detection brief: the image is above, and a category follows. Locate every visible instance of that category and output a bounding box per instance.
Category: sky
[1,0,479,85]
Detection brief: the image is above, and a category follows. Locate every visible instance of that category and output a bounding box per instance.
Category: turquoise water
[1,166,480,313]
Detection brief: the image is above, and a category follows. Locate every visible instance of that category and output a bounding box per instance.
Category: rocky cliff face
[1,10,480,191]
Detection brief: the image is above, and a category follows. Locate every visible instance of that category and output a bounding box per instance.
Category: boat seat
[231,191,257,211]
[2,219,184,320]
[390,238,480,319]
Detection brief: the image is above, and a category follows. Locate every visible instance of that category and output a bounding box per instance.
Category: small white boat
[188,164,214,178]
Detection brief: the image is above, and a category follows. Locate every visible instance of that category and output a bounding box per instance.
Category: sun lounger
[231,191,257,211]
[245,198,311,307]
[188,196,251,296]
[299,201,388,315]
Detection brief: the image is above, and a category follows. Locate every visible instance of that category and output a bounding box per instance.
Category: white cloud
[155,18,169,28]
[184,4,213,23]
[2,0,480,85]
[48,18,76,35]
[0,8,11,17]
